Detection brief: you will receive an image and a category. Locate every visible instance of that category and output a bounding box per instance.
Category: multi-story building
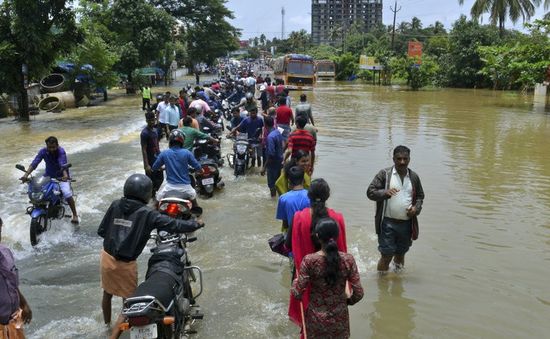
[311,0,383,45]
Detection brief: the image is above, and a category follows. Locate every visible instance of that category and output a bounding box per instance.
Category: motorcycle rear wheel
[30,216,47,246]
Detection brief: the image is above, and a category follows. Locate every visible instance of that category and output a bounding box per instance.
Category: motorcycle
[226,128,262,177]
[196,125,223,166]
[15,163,73,246]
[119,192,204,338]
[227,133,250,177]
[194,156,224,198]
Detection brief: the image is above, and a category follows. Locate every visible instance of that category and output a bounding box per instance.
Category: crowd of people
[0,67,425,338]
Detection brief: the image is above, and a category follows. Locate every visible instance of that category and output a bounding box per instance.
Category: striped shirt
[287,129,316,155]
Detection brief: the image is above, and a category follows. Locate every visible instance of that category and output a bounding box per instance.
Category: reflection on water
[370,276,415,339]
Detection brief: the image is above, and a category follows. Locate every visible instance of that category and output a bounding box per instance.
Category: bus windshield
[317,64,335,72]
[287,62,314,75]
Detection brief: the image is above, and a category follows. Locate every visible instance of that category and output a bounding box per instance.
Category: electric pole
[390,1,401,51]
[281,7,285,39]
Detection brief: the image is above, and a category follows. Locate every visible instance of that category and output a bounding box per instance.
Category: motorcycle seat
[132,270,178,311]
[161,190,194,202]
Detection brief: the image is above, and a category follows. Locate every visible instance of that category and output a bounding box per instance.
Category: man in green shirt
[179,117,219,151]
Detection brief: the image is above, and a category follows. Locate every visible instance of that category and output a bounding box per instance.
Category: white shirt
[157,101,169,123]
[384,167,413,220]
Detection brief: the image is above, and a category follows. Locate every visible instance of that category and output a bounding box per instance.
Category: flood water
[1,80,549,338]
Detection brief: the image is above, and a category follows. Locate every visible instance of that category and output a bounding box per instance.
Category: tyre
[30,216,46,246]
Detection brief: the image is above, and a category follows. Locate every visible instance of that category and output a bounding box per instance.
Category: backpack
[0,245,20,325]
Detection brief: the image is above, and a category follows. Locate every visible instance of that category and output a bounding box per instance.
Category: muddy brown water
[0,81,549,338]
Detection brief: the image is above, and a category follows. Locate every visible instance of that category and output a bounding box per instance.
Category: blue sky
[225,0,549,39]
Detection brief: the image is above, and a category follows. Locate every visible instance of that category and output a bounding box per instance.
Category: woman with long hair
[291,218,363,338]
[287,178,348,328]
[275,150,312,195]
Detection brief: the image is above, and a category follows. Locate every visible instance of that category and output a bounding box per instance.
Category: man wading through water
[367,145,425,272]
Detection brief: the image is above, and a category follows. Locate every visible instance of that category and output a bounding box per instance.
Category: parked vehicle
[15,163,73,246]
[119,191,204,338]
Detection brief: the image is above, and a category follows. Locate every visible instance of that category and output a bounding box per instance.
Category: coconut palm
[458,0,544,37]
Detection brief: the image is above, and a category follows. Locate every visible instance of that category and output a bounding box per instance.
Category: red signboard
[239,40,249,48]
[408,41,423,64]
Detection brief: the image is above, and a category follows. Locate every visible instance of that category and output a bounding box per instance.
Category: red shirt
[287,129,315,154]
[276,105,293,125]
[266,85,275,98]
[276,84,285,95]
[178,98,187,118]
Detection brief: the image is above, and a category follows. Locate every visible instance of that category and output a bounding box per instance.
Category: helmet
[156,94,163,100]
[245,92,253,100]
[259,85,266,91]
[124,174,152,203]
[169,129,185,146]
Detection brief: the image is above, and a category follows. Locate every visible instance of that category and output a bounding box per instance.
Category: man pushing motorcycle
[19,136,79,224]
[98,173,204,338]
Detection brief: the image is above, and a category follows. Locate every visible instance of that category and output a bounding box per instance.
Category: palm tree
[458,0,544,37]
[328,25,343,45]
[260,34,266,46]
[411,17,423,31]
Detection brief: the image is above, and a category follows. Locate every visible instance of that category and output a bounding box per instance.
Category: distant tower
[281,7,285,39]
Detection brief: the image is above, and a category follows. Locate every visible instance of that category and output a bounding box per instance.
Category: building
[311,0,383,45]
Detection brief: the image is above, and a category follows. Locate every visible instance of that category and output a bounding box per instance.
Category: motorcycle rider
[179,116,219,151]
[229,106,247,132]
[226,85,245,105]
[230,106,264,167]
[237,92,258,113]
[20,136,79,224]
[152,130,203,207]
[98,174,204,338]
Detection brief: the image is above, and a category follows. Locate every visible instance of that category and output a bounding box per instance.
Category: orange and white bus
[272,54,316,90]
[315,60,336,81]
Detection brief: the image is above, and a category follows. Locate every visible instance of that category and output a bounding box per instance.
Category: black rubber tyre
[30,216,46,246]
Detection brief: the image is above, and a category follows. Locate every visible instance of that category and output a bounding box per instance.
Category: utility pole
[390,0,401,51]
[281,7,285,39]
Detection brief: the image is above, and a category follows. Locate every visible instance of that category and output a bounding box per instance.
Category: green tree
[478,19,550,90]
[0,0,81,120]
[391,56,440,90]
[260,34,267,46]
[66,32,120,91]
[287,30,312,53]
[443,15,500,87]
[110,0,175,80]
[458,0,543,37]
[306,44,338,60]
[150,0,240,65]
[333,52,358,80]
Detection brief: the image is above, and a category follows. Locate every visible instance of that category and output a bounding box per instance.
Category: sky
[225,0,549,40]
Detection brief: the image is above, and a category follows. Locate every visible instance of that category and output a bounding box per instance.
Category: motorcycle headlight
[236,144,247,153]
[31,192,44,201]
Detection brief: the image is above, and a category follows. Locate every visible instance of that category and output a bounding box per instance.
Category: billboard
[408,41,423,64]
[359,55,383,70]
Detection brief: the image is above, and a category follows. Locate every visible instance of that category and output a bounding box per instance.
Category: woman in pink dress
[291,218,363,338]
[287,179,348,328]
